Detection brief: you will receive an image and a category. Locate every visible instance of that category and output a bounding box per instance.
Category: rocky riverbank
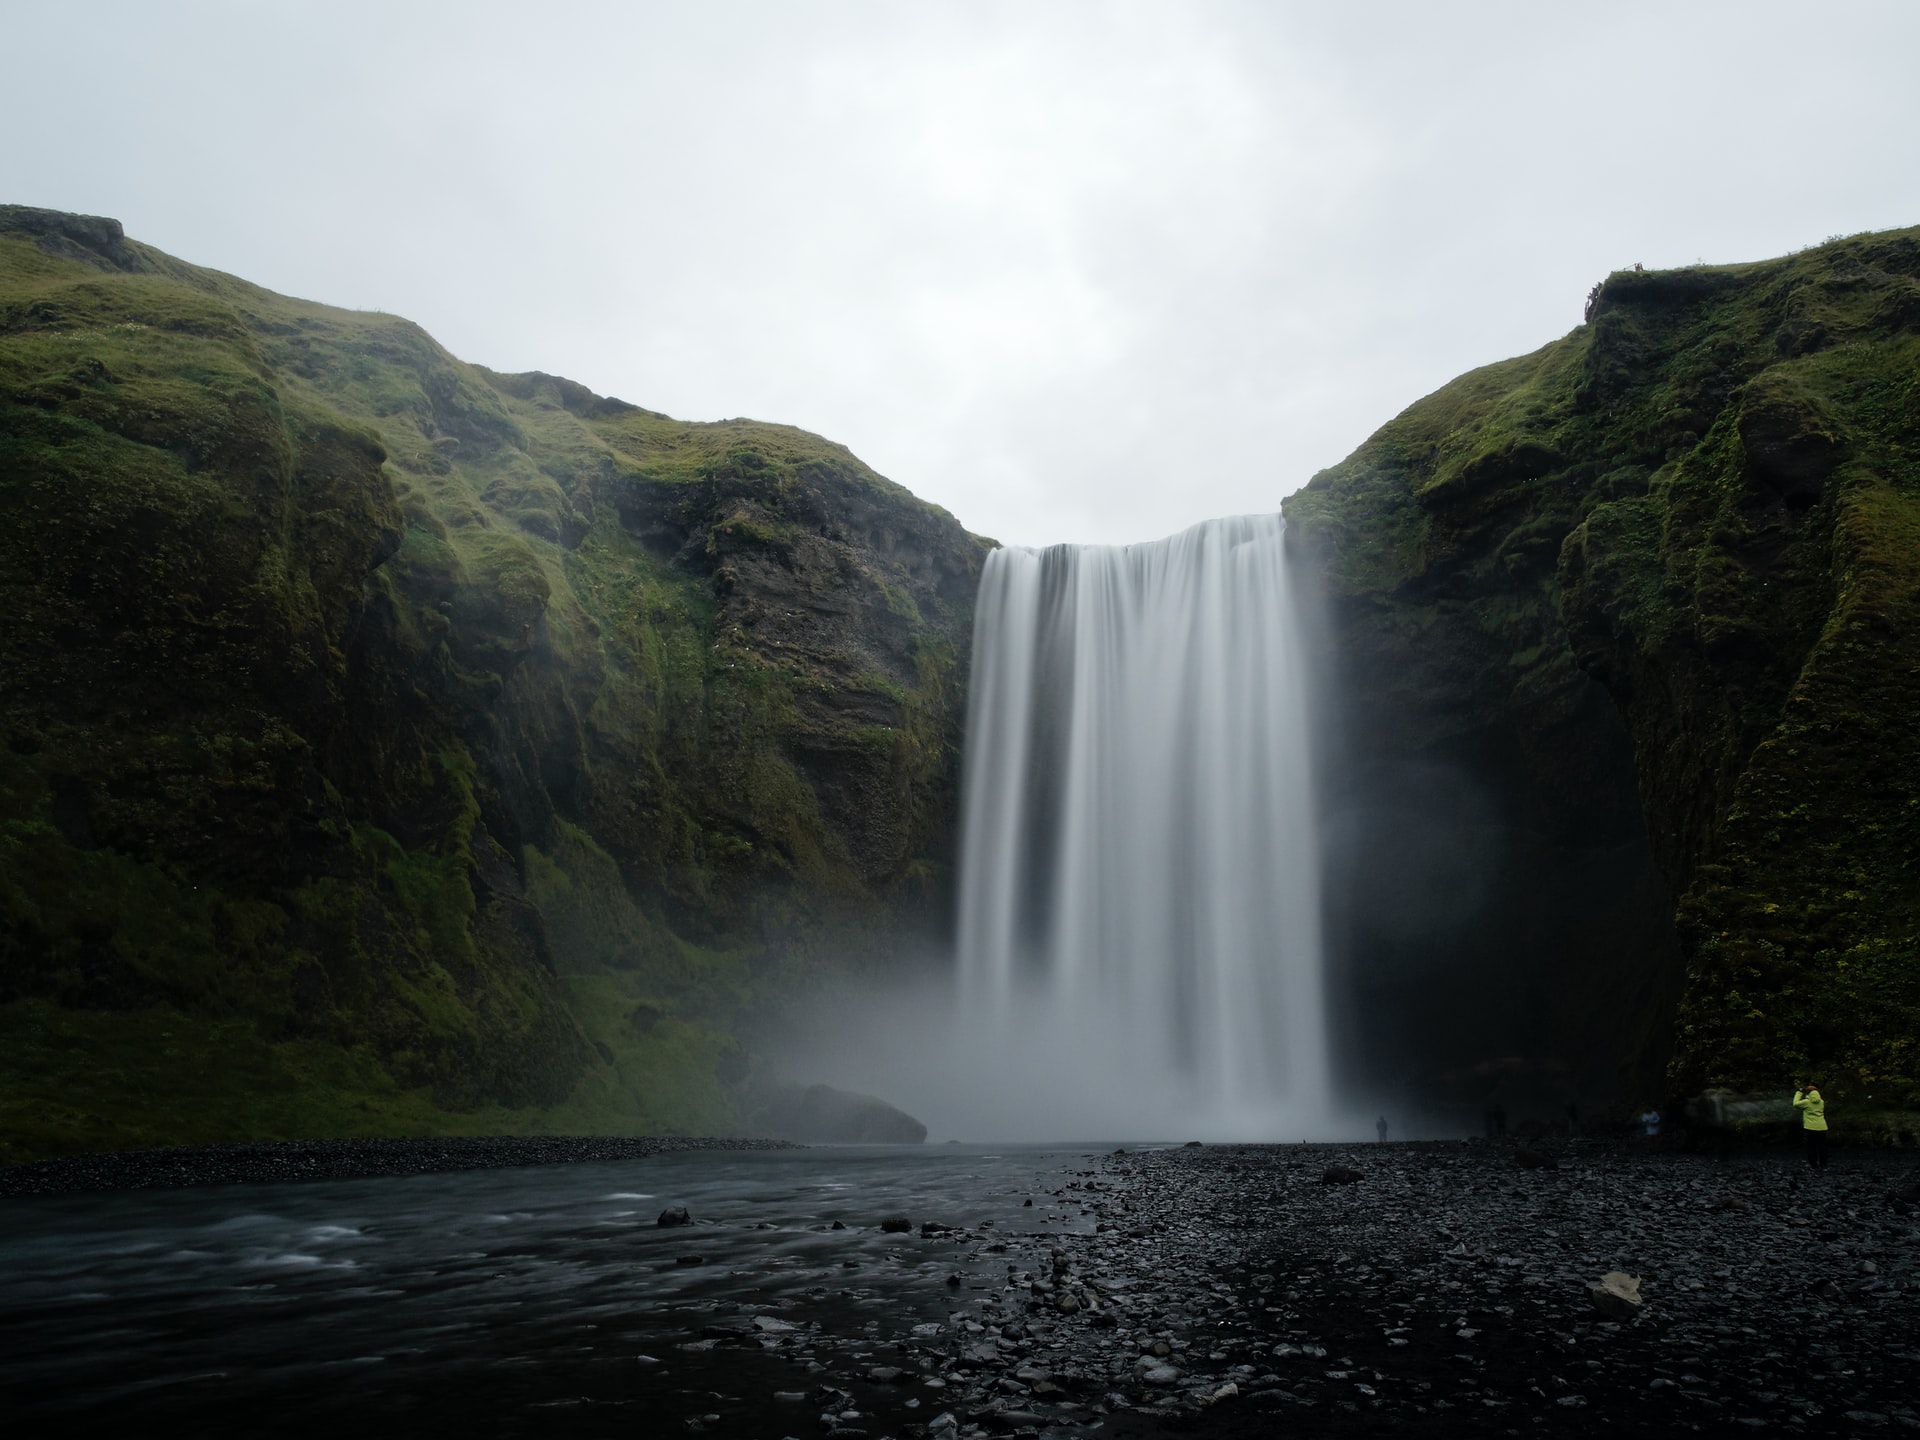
[0,1133,797,1196]
[5,1139,1917,1436]
[695,1141,1920,1439]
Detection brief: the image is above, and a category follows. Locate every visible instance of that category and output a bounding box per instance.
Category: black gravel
[0,1133,798,1196]
[715,1141,1920,1439]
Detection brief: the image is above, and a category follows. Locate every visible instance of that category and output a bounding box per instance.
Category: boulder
[1590,1271,1643,1320]
[751,1082,928,1144]
[1321,1165,1363,1184]
[657,1205,692,1227]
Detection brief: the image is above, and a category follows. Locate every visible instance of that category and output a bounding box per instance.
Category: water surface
[2,1144,1133,1435]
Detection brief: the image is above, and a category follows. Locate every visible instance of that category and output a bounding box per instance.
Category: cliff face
[0,207,985,1160]
[1287,227,1920,1120]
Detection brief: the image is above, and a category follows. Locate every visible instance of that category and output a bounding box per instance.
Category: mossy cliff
[1287,227,1920,1121]
[0,207,985,1161]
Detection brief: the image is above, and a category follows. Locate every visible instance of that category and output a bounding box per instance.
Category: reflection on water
[0,1145,1135,1435]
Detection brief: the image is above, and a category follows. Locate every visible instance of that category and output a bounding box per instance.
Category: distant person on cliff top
[1639,1107,1662,1139]
[1376,1115,1388,1143]
[1794,1082,1829,1170]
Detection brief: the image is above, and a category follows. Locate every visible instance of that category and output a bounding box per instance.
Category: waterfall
[955,514,1329,1138]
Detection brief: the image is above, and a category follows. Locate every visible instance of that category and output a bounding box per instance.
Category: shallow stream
[2,1143,1135,1435]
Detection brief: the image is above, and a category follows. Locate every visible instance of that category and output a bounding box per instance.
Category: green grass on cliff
[0,208,981,1160]
[1288,226,1920,1118]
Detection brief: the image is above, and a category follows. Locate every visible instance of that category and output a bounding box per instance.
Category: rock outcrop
[0,207,986,1160]
[750,1081,929,1144]
[1288,225,1920,1120]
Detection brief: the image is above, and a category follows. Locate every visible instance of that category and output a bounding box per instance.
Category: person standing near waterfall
[1794,1081,1829,1169]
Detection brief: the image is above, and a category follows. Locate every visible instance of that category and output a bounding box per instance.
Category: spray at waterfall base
[770,517,1368,1143]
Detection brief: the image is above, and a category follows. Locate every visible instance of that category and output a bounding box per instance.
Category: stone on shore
[1590,1270,1643,1319]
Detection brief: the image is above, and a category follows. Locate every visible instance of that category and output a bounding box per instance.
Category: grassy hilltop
[0,207,985,1161]
[1290,226,1920,1131]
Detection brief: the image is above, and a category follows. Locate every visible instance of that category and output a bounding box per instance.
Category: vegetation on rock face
[1288,227,1920,1121]
[0,207,985,1162]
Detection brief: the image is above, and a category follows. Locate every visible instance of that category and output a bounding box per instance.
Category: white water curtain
[956,514,1329,1137]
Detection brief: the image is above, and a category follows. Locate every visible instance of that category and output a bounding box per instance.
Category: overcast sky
[6,1,1918,546]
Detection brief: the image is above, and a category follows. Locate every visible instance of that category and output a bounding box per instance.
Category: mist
[763,968,1374,1144]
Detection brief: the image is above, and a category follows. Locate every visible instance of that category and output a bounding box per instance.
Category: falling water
[955,514,1329,1138]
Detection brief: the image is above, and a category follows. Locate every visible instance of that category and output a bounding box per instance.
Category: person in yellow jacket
[1793,1081,1828,1170]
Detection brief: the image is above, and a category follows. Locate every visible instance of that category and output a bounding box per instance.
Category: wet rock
[1321,1165,1362,1184]
[752,1082,927,1144]
[1590,1270,1644,1320]
[675,1254,705,1265]
[1513,1147,1557,1170]
[657,1205,692,1227]
[880,1215,913,1233]
[1142,1364,1183,1386]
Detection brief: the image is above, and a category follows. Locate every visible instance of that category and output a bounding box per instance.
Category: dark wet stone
[657,1205,692,1227]
[879,1214,912,1233]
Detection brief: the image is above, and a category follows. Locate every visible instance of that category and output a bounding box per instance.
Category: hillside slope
[1288,227,1920,1123]
[0,207,985,1160]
